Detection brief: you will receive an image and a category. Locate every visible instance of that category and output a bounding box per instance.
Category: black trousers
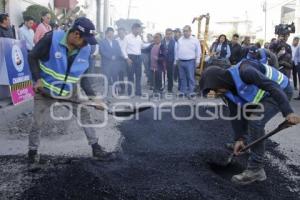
[292,63,299,89]
[127,55,142,96]
[151,69,162,92]
[166,62,174,92]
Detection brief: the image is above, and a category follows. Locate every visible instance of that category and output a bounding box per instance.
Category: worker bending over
[200,59,300,185]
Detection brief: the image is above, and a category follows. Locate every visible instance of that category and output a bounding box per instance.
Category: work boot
[92,143,117,161]
[294,96,300,100]
[231,168,267,185]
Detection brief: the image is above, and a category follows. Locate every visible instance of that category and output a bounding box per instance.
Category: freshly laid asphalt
[10,105,299,200]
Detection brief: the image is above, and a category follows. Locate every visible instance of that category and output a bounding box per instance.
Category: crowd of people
[98,25,300,100]
[0,11,52,46]
[99,24,201,98]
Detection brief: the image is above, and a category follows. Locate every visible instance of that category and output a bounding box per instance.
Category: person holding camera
[269,23,295,78]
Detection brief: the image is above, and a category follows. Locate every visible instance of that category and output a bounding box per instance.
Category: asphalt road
[1,103,299,200]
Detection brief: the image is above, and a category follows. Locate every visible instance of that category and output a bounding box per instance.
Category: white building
[212,0,300,43]
[263,0,300,42]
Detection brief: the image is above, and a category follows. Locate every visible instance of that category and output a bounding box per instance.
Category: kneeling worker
[200,59,300,185]
[28,17,115,165]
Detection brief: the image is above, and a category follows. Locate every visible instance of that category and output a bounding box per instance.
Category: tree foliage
[22,4,52,23]
[115,18,143,32]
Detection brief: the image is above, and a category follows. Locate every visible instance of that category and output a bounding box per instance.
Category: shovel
[218,120,295,167]
[60,99,152,117]
[36,97,152,117]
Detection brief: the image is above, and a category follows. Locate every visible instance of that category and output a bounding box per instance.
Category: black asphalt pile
[15,106,300,199]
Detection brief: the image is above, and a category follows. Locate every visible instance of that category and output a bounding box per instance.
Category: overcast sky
[108,0,287,34]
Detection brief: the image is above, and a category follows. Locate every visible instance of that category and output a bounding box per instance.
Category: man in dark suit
[0,13,15,39]
[229,34,242,65]
[160,28,176,93]
[99,27,123,94]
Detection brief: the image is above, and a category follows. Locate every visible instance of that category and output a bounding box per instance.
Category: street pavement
[0,78,300,199]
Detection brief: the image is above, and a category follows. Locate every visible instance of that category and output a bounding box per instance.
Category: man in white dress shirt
[175,25,201,97]
[18,16,35,51]
[124,23,144,96]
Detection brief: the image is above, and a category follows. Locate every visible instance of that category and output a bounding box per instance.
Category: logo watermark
[48,74,265,127]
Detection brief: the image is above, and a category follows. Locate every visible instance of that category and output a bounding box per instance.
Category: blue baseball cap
[247,46,260,60]
[72,17,97,45]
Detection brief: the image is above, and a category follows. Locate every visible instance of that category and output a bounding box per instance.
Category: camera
[275,23,295,35]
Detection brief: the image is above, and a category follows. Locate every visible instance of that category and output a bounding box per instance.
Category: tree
[22,5,52,23]
[48,3,85,30]
[115,18,143,32]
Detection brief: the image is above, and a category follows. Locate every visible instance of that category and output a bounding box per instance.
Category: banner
[0,38,34,105]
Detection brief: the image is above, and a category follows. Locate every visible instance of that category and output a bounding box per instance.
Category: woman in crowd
[209,34,231,66]
[211,34,231,59]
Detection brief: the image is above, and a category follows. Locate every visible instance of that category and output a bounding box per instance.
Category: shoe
[187,93,197,99]
[294,96,300,100]
[28,150,41,172]
[92,143,117,161]
[231,168,267,185]
[177,93,185,98]
[28,150,40,164]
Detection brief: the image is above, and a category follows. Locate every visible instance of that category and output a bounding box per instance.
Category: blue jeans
[178,60,196,95]
[247,84,293,170]
[127,55,142,96]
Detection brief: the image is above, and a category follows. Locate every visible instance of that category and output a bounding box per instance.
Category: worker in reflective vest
[200,59,300,185]
[246,45,279,69]
[28,17,116,169]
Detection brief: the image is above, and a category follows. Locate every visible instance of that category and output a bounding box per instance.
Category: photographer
[269,23,295,77]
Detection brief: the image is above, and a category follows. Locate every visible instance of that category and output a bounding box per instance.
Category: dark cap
[248,46,258,54]
[199,66,230,95]
[72,17,97,45]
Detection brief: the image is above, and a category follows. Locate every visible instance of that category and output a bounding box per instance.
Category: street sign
[0,38,34,105]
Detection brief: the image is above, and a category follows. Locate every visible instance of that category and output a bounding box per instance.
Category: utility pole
[103,0,109,31]
[96,0,102,34]
[263,0,267,42]
[127,0,132,19]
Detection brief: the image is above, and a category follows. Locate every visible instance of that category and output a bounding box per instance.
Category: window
[0,0,5,13]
